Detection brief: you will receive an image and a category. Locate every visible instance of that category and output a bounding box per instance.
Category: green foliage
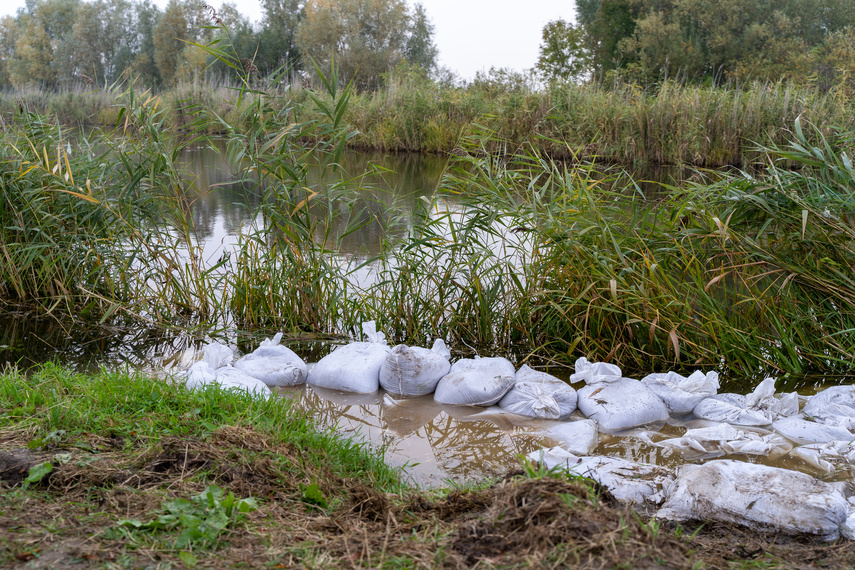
[118,486,258,549]
[22,462,54,488]
[300,482,328,509]
[536,19,589,83]
[575,0,855,86]
[295,0,438,92]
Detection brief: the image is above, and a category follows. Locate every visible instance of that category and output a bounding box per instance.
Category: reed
[3,74,850,167]
[3,24,855,379]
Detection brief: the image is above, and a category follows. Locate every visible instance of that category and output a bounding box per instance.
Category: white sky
[0,0,575,81]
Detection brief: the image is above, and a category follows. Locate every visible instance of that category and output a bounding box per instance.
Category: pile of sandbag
[657,424,792,458]
[641,370,719,414]
[692,377,798,426]
[185,341,272,399]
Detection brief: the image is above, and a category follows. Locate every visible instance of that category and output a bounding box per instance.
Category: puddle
[275,381,848,489]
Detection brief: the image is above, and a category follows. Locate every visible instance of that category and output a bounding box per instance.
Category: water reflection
[178,144,450,263]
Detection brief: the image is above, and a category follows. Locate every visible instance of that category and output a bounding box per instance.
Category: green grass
[0,363,405,493]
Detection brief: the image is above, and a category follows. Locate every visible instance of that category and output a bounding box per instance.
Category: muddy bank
[3,425,855,569]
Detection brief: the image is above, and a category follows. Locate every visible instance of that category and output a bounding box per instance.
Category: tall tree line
[537,0,855,89]
[0,0,438,91]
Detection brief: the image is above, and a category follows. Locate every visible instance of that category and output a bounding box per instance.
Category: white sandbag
[542,420,598,455]
[186,361,218,390]
[498,373,577,419]
[803,386,855,430]
[569,357,622,385]
[186,362,271,399]
[201,342,234,368]
[773,416,855,445]
[379,339,451,396]
[514,364,565,386]
[641,370,719,414]
[721,433,792,457]
[307,322,390,394]
[433,356,515,406]
[577,378,669,431]
[214,366,273,398]
[692,395,773,426]
[841,513,855,541]
[693,379,799,426]
[658,424,749,453]
[234,332,308,387]
[790,447,836,472]
[528,447,673,505]
[656,460,849,539]
[790,441,855,473]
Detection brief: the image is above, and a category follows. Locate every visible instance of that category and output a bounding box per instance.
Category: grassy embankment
[2,43,855,379]
[2,73,851,167]
[3,364,854,568]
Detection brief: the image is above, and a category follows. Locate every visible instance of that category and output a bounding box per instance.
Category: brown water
[269,379,843,488]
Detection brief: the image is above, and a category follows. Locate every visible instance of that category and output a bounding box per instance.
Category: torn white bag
[656,460,849,540]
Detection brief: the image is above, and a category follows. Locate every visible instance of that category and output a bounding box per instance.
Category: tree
[405,3,436,73]
[9,14,55,86]
[258,0,303,76]
[153,1,187,86]
[132,0,163,85]
[296,0,410,91]
[0,16,20,88]
[536,19,589,82]
[575,0,640,74]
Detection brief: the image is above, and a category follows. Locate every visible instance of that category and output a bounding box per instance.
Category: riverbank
[2,365,853,568]
[2,75,851,167]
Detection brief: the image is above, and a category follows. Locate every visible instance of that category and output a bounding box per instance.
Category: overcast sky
[0,0,575,81]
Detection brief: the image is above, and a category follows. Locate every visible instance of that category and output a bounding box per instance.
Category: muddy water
[271,374,849,489]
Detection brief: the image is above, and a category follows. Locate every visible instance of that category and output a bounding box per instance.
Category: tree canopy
[295,0,437,91]
[0,0,438,91]
[573,0,855,87]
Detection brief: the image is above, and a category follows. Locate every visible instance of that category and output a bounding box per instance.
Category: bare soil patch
[2,425,855,568]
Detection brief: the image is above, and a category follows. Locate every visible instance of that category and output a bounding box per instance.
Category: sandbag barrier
[183,322,855,541]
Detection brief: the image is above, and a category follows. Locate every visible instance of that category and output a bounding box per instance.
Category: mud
[3,425,855,568]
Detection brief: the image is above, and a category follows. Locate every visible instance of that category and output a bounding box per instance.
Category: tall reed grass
[3,25,855,379]
[3,73,851,167]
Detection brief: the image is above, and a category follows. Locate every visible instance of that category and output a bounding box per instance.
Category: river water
[2,146,851,488]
